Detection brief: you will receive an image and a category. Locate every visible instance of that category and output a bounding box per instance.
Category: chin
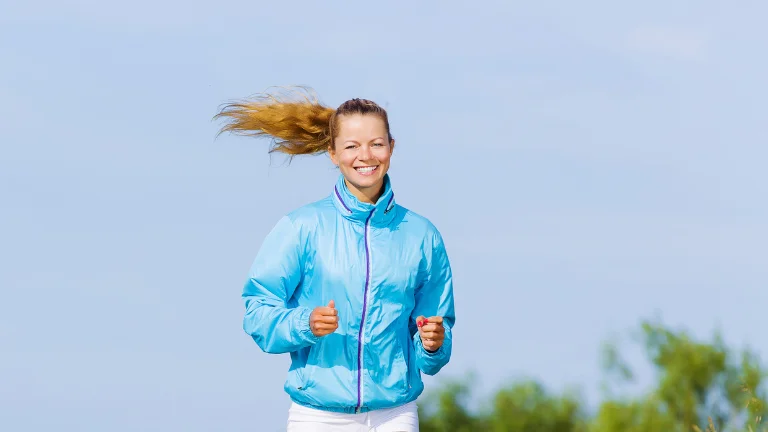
[351,179,381,191]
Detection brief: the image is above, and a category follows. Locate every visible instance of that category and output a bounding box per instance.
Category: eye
[373,142,384,147]
[345,145,356,150]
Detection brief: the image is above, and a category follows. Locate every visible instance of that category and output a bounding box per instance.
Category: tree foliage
[418,318,767,432]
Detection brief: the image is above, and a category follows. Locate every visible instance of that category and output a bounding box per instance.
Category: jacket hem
[289,395,419,414]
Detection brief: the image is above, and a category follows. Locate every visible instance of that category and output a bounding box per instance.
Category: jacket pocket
[395,332,412,394]
[297,344,317,391]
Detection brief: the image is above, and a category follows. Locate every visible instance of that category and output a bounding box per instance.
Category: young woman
[215,88,456,432]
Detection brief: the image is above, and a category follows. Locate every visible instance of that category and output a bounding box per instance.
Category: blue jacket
[242,174,455,413]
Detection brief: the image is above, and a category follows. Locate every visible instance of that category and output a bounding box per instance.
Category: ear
[328,144,339,166]
[389,139,395,155]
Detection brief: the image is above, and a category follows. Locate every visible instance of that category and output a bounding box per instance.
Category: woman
[215,87,455,432]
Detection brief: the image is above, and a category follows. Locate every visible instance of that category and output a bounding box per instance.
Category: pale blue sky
[2,1,766,431]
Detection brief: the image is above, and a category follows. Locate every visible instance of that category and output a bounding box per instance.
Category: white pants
[286,401,419,432]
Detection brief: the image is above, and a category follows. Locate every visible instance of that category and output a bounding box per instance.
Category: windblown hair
[214,86,392,156]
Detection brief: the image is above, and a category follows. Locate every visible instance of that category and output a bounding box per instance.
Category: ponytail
[214,86,393,156]
[214,86,334,156]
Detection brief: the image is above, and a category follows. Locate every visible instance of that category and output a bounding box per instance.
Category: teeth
[356,166,377,173]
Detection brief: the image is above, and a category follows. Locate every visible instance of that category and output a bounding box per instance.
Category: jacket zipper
[356,209,375,413]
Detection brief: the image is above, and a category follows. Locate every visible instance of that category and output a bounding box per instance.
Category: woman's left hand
[416,316,445,352]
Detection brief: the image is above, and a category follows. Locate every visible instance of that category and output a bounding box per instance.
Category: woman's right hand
[310,300,338,337]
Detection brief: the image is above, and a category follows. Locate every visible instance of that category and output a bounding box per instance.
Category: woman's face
[329,114,394,203]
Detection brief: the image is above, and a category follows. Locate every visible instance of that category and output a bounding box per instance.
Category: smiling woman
[215,87,395,204]
[214,87,455,432]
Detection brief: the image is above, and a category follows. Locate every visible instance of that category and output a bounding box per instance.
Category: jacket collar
[332,174,397,227]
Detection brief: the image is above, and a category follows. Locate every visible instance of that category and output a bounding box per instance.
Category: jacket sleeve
[411,229,455,375]
[242,215,318,354]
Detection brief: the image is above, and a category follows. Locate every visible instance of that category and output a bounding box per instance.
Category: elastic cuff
[422,344,443,356]
[414,332,443,356]
[296,307,319,344]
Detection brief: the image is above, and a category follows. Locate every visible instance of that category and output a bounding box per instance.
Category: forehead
[336,114,388,139]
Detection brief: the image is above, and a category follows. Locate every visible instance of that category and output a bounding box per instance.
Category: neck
[344,178,384,204]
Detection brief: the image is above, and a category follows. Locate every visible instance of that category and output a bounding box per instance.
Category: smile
[355,166,378,176]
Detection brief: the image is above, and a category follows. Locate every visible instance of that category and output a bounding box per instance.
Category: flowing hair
[214,86,392,156]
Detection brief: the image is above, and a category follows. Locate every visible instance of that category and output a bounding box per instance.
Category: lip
[354,166,379,176]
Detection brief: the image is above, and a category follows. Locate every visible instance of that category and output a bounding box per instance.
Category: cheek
[376,149,392,163]
[338,152,357,166]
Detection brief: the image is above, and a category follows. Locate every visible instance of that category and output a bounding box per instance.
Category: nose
[358,144,373,160]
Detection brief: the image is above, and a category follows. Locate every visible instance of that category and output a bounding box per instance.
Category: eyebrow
[343,137,386,144]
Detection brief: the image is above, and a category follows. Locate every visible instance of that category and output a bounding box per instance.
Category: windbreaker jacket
[242,174,455,414]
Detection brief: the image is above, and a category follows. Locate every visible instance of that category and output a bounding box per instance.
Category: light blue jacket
[242,174,455,413]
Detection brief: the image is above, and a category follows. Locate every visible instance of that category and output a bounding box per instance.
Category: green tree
[486,380,587,432]
[418,318,768,432]
[418,377,486,432]
[418,377,586,432]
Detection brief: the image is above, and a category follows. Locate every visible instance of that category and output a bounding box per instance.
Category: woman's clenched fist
[416,316,445,352]
[310,300,338,337]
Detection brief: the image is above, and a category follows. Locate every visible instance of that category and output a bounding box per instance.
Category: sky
[1,1,767,430]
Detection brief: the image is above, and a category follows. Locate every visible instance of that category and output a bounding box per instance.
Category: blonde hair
[214,86,392,156]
